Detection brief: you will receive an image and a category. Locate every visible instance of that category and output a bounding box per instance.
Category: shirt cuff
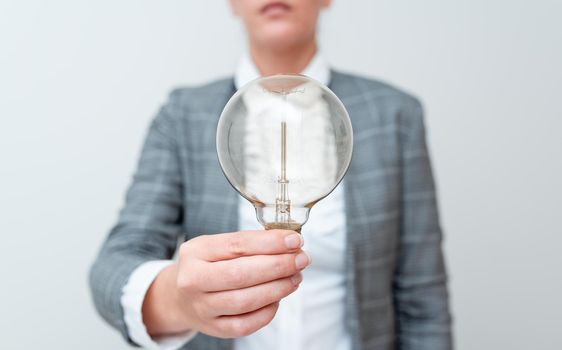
[121,260,198,350]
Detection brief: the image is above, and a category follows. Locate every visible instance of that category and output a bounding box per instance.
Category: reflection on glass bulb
[216,74,353,233]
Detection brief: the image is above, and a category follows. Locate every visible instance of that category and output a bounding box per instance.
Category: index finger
[195,229,303,262]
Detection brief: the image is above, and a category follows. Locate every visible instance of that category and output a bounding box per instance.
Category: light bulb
[216,74,353,233]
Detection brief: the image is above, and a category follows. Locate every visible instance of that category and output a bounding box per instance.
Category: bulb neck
[255,205,310,234]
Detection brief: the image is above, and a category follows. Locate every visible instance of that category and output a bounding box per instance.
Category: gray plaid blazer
[90,70,452,350]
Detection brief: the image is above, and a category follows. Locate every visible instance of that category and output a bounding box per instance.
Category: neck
[249,39,318,76]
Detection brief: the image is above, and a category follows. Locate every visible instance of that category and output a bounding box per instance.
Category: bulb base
[264,221,302,234]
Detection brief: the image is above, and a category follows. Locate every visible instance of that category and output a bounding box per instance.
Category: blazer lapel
[329,70,370,350]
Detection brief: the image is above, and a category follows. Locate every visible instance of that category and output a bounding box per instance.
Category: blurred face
[230,0,331,51]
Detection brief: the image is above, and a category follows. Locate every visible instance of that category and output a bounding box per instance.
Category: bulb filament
[276,120,291,224]
[271,87,304,228]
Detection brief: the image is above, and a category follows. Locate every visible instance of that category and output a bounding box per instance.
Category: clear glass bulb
[216,74,353,233]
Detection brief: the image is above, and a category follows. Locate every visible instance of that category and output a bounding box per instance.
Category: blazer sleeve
[89,91,184,345]
[393,98,453,349]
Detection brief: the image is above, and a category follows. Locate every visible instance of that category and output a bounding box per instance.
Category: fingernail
[295,251,310,269]
[285,234,303,249]
[291,273,303,285]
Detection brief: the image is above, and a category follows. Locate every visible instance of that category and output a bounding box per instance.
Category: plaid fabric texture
[89,71,452,350]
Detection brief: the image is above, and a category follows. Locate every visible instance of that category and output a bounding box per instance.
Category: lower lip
[262,3,291,17]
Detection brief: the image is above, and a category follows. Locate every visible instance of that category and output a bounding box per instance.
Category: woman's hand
[142,229,309,338]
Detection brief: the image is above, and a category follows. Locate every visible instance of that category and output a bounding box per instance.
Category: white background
[1,1,561,349]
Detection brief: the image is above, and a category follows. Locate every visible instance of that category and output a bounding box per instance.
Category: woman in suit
[90,1,453,349]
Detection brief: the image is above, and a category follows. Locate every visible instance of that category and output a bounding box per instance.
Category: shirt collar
[234,50,331,90]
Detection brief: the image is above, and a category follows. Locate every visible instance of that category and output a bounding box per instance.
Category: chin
[255,25,310,51]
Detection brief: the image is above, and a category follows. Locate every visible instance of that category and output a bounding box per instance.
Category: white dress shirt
[121,51,351,350]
